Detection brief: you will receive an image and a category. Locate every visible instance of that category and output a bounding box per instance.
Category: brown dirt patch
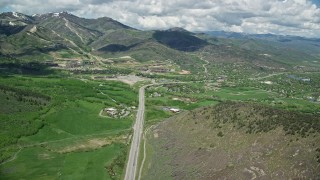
[52,135,127,154]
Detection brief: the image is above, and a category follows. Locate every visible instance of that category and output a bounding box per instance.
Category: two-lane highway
[124,85,146,180]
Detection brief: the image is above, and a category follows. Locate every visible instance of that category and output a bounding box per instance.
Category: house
[169,108,180,113]
[82,60,95,65]
[94,76,106,80]
[105,107,117,115]
[66,61,82,68]
[44,61,59,67]
[217,75,228,82]
[262,81,273,85]
[301,78,311,82]
[106,107,116,111]
[150,68,168,73]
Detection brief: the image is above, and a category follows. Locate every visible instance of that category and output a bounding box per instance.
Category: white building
[169,108,180,113]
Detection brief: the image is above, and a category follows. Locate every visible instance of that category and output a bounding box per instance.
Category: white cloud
[1,0,320,37]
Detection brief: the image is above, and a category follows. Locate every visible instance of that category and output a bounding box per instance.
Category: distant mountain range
[0,12,319,72]
[202,31,320,67]
[203,31,320,41]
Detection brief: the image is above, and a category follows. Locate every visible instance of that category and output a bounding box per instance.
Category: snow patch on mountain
[12,12,19,18]
[30,26,37,33]
[53,13,60,17]
[9,21,16,26]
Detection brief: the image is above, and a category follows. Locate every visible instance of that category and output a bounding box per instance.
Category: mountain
[204,31,320,66]
[0,12,131,54]
[0,12,34,36]
[204,31,320,42]
[0,12,200,73]
[153,28,208,51]
[1,12,319,74]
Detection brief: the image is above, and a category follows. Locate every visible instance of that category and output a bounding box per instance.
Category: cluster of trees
[163,84,205,94]
[207,102,320,138]
[0,118,44,163]
[239,73,320,99]
[106,144,127,180]
[316,148,320,163]
[0,61,55,75]
[193,102,320,164]
[0,84,51,101]
[136,72,203,81]
[0,84,50,162]
[0,119,43,146]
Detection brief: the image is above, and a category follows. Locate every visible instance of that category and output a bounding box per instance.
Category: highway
[124,85,146,180]
[124,82,187,180]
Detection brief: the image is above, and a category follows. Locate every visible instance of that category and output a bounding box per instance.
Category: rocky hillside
[142,102,320,179]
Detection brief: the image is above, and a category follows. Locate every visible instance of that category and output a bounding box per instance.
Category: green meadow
[144,82,320,125]
[0,75,137,179]
[1,144,126,179]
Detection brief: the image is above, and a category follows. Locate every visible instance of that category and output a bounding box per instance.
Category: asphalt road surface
[124,85,146,180]
[124,82,187,180]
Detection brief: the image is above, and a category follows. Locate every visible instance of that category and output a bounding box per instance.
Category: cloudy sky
[1,0,320,37]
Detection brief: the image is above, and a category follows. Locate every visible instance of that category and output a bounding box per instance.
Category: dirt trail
[201,58,209,75]
[249,72,287,80]
[51,28,104,64]
[99,109,107,118]
[199,51,209,76]
[138,125,155,180]
[0,129,129,166]
[63,18,84,43]
[0,148,22,166]
[51,29,81,55]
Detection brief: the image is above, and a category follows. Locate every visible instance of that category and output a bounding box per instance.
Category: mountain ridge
[2,11,319,40]
[1,11,319,73]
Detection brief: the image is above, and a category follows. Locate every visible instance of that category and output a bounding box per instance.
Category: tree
[217,131,224,137]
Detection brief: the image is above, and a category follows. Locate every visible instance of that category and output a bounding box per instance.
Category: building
[105,107,117,116]
[169,108,180,113]
[301,78,311,82]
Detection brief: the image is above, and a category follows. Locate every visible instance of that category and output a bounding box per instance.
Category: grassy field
[144,83,221,124]
[144,83,298,125]
[212,87,271,100]
[1,144,126,179]
[0,75,137,179]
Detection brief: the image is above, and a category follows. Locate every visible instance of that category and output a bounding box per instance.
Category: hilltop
[142,102,320,179]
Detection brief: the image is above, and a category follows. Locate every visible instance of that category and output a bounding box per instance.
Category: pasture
[0,75,137,179]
